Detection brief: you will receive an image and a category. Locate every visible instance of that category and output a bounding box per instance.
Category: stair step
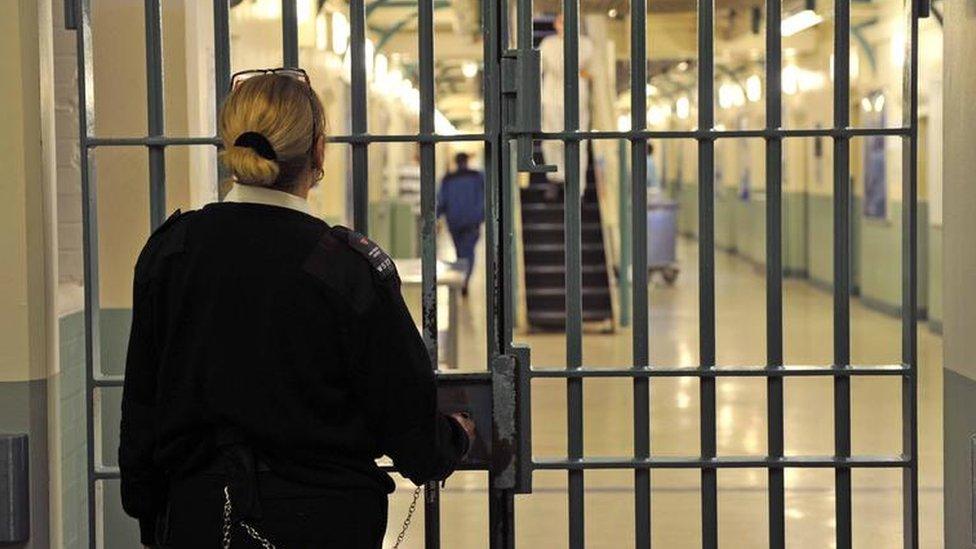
[527,287,611,297]
[525,265,605,274]
[521,202,599,212]
[523,222,601,231]
[528,310,614,323]
[524,243,604,252]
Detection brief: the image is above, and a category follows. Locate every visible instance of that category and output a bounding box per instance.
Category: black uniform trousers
[153,470,388,548]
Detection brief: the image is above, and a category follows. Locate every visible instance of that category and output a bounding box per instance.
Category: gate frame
[68,0,924,547]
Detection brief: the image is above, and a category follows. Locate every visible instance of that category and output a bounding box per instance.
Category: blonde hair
[218,73,327,189]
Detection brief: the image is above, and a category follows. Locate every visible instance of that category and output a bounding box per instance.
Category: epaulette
[330,225,399,284]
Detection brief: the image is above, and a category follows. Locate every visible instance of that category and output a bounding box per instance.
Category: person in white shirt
[539,13,594,187]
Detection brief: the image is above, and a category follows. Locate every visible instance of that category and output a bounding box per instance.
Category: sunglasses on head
[230,67,311,90]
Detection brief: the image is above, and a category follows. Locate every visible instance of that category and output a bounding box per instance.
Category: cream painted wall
[0,0,55,383]
[943,0,976,381]
[89,0,194,309]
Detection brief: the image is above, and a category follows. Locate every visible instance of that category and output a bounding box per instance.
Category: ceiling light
[608,8,618,17]
[461,61,479,79]
[315,13,328,51]
[781,10,823,37]
[746,74,762,102]
[331,12,350,55]
[676,96,690,119]
[782,65,799,95]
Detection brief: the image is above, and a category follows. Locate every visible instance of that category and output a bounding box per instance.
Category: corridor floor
[388,237,944,548]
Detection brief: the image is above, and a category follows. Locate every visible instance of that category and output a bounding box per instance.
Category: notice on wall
[863,104,887,219]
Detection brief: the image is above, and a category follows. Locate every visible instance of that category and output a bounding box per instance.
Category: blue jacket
[436,168,485,230]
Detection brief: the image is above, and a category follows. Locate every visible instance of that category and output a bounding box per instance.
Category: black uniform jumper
[119,201,468,547]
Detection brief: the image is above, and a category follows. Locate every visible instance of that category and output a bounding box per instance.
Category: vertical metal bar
[75,0,100,545]
[832,0,852,545]
[562,1,584,547]
[64,0,78,30]
[618,140,631,327]
[349,0,369,232]
[630,0,651,545]
[489,480,516,549]
[764,0,785,546]
[485,0,504,360]
[282,0,299,67]
[488,0,517,544]
[417,0,441,544]
[900,0,920,545]
[214,0,231,196]
[697,0,718,544]
[145,0,166,228]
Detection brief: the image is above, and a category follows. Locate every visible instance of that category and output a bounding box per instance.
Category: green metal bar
[618,140,631,327]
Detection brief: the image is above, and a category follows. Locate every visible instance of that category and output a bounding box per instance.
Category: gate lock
[436,345,532,494]
[501,49,556,176]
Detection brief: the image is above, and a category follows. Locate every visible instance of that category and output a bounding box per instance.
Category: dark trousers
[449,225,480,287]
[154,471,388,548]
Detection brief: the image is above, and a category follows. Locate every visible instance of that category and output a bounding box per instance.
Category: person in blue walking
[437,152,485,296]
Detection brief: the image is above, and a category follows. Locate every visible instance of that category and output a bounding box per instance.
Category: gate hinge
[491,345,532,494]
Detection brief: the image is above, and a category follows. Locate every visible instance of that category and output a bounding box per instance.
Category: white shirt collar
[223,184,311,216]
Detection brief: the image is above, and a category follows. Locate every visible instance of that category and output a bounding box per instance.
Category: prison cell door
[498,0,927,546]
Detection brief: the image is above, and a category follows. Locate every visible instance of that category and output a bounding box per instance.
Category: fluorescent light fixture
[364,39,375,78]
[374,54,388,84]
[746,74,762,102]
[891,30,906,69]
[617,114,630,131]
[719,82,734,109]
[315,13,328,51]
[461,61,479,79]
[298,0,315,24]
[676,96,690,119]
[332,12,350,55]
[782,65,799,95]
[781,10,823,37]
[873,94,885,113]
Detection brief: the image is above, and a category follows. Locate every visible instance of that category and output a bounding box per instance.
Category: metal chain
[222,486,277,549]
[222,487,233,549]
[222,483,420,549]
[391,485,424,549]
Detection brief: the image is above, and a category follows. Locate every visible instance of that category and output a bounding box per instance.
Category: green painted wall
[783,191,808,276]
[733,198,765,265]
[673,184,938,327]
[714,189,735,251]
[59,312,89,549]
[806,194,834,288]
[858,211,903,312]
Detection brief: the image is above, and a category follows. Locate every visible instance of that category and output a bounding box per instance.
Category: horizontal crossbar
[533,455,912,470]
[530,364,909,379]
[82,126,911,150]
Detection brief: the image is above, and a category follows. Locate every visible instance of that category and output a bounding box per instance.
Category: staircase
[520,182,615,330]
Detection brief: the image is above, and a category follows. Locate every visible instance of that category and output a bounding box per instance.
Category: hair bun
[234,131,277,161]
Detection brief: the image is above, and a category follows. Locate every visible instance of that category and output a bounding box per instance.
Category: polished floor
[388,237,944,549]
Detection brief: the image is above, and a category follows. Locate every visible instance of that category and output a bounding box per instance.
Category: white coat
[539,32,593,184]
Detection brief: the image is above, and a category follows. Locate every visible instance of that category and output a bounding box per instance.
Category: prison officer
[119,69,475,548]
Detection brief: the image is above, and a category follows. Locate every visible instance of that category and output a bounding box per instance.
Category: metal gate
[69,0,925,547]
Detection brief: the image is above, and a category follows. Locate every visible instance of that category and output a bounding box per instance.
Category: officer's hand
[449,412,476,449]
